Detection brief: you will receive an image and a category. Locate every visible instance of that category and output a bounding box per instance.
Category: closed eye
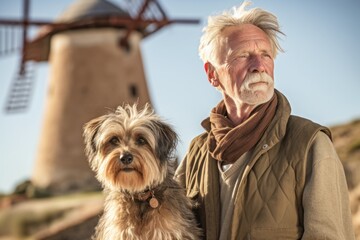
[261,51,273,59]
[229,53,249,64]
[235,53,249,59]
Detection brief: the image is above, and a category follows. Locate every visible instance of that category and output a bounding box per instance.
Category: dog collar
[134,189,159,209]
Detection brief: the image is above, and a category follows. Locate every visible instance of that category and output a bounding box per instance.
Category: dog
[83,104,202,240]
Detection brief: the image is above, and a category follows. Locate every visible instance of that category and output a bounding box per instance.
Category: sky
[0,0,359,194]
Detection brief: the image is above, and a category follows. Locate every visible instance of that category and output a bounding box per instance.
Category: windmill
[0,0,199,195]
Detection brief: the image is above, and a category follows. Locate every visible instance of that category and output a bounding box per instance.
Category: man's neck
[223,98,258,125]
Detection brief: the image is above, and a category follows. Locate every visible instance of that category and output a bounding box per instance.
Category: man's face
[209,24,275,106]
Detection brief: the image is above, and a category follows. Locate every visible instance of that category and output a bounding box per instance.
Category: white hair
[199,1,284,63]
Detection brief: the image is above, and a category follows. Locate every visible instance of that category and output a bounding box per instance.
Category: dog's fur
[83,104,202,240]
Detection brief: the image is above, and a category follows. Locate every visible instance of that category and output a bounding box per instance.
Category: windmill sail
[0,25,23,56]
[4,61,35,113]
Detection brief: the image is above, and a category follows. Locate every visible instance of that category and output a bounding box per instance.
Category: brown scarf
[203,93,278,163]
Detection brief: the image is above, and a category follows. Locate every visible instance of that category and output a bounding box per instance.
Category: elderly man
[175,2,354,239]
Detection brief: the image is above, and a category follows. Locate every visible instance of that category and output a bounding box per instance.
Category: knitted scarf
[204,93,278,163]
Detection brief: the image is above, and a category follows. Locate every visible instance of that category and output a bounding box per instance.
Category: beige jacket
[175,91,354,240]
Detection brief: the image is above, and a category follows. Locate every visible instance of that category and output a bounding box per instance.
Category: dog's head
[83,104,178,193]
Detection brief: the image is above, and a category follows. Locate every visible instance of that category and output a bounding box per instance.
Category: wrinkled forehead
[215,24,272,62]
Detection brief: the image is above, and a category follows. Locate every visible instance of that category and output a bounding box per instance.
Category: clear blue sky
[0,0,359,193]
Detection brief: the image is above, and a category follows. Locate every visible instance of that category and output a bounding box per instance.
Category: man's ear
[204,62,219,87]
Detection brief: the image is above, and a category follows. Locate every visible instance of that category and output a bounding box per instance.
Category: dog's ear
[83,115,108,161]
[155,121,178,162]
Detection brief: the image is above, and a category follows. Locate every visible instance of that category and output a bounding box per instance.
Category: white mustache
[244,72,273,87]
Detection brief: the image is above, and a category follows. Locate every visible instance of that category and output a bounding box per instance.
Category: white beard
[240,72,274,105]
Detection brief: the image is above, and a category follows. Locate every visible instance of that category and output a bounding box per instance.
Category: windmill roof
[56,0,130,23]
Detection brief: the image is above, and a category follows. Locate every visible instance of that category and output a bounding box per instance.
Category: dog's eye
[136,137,147,146]
[109,137,119,145]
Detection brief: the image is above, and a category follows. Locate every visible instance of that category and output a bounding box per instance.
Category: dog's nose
[120,152,133,165]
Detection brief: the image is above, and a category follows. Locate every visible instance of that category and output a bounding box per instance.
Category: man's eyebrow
[259,49,271,54]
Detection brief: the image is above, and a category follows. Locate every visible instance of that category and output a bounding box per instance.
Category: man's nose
[249,56,265,73]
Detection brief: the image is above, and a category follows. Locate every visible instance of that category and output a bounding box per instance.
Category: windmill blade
[0,25,23,56]
[4,61,36,113]
[2,0,35,113]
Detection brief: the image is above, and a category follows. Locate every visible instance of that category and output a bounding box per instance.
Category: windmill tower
[0,0,199,195]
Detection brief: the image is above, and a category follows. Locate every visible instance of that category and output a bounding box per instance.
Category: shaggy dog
[83,104,202,240]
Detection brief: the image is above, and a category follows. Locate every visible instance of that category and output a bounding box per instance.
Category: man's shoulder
[287,115,332,140]
[289,115,320,126]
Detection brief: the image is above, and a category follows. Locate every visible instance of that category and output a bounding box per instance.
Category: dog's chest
[110,200,184,239]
